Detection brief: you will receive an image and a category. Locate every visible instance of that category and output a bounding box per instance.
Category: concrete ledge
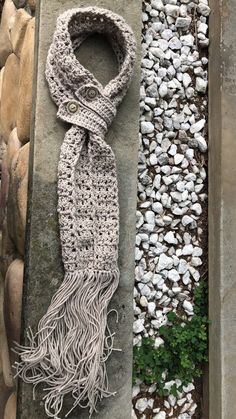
[209,1,236,418]
[17,1,141,418]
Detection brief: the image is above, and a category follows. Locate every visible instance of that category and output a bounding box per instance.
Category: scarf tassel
[14,269,119,418]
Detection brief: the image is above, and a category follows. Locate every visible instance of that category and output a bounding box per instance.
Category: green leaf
[133,279,209,395]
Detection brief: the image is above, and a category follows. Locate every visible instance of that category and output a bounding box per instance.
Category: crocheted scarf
[15,7,136,419]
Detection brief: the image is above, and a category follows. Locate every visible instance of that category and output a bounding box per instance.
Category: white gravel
[133,0,209,417]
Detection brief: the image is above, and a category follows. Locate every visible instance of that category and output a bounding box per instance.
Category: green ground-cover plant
[133,280,209,396]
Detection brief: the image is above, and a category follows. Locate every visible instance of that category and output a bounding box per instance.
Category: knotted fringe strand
[14,269,119,418]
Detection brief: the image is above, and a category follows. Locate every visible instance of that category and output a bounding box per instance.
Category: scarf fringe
[13,269,119,418]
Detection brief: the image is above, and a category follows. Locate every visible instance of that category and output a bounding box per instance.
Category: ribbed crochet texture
[14,7,136,419]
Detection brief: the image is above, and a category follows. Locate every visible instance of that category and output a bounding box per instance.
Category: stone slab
[209,1,236,418]
[16,1,141,418]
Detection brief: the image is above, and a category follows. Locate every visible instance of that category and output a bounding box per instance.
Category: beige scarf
[14,6,136,419]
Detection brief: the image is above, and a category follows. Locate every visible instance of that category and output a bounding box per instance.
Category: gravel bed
[133,0,209,417]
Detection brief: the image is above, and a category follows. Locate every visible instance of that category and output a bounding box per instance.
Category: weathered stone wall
[0,0,35,417]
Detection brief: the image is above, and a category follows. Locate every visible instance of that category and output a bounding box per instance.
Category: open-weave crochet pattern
[14,7,136,419]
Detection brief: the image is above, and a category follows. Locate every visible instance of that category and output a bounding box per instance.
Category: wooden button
[67,101,79,113]
[86,87,98,100]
